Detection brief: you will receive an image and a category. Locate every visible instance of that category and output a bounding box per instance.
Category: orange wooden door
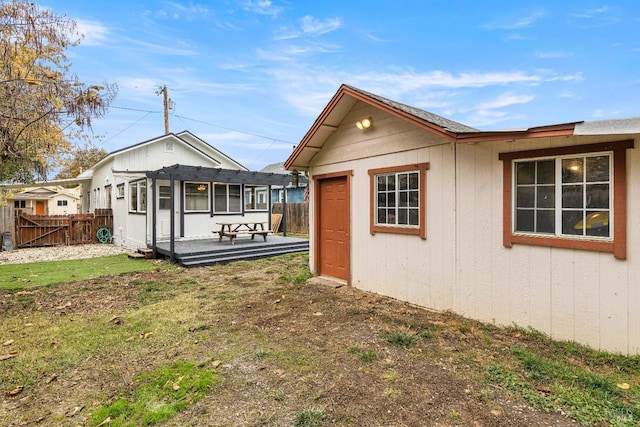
[318,175,350,281]
[35,201,45,215]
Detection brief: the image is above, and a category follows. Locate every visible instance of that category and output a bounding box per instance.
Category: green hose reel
[96,227,112,243]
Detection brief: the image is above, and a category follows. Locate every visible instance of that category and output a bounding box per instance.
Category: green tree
[0,0,117,183]
[55,143,108,179]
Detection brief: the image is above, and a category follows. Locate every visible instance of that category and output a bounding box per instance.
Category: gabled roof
[78,131,245,179]
[285,84,640,171]
[12,186,80,200]
[346,85,479,133]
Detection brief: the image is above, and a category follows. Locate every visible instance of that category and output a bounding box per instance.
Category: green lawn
[0,254,172,290]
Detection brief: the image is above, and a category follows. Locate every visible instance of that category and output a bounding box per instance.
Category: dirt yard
[0,251,577,426]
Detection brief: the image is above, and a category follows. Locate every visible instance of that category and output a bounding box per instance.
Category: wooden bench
[215,229,273,244]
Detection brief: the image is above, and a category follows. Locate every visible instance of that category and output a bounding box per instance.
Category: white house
[285,84,640,354]
[77,131,290,250]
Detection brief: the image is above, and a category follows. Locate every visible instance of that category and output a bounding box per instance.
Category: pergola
[146,164,293,261]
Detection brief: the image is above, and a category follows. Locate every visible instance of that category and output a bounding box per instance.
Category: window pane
[398,173,408,190]
[536,210,555,233]
[399,192,408,207]
[562,158,583,183]
[398,208,408,224]
[586,156,609,182]
[408,208,419,225]
[388,192,396,207]
[244,188,254,210]
[562,185,583,209]
[139,184,147,212]
[409,172,418,190]
[537,186,555,208]
[229,185,241,212]
[585,211,610,237]
[562,211,583,235]
[377,209,387,224]
[516,187,534,208]
[378,193,386,207]
[377,176,386,191]
[516,162,535,185]
[586,184,609,209]
[215,184,227,212]
[537,160,555,184]
[515,209,534,232]
[130,183,137,211]
[256,188,268,210]
[159,186,171,210]
[409,190,419,207]
[186,183,209,211]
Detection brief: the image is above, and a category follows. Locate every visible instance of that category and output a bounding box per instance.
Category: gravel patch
[0,244,131,265]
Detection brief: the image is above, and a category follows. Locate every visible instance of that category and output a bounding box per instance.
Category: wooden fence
[272,203,308,235]
[13,208,113,248]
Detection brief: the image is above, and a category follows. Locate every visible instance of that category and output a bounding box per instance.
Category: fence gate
[14,209,113,248]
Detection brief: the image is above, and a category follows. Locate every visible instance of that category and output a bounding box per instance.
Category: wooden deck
[153,235,309,267]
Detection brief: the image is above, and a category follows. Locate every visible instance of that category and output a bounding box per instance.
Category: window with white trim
[129,180,147,213]
[116,183,125,198]
[159,185,171,210]
[185,182,209,212]
[244,185,268,211]
[499,140,633,259]
[214,183,241,213]
[368,163,429,239]
[514,154,611,238]
[105,185,112,208]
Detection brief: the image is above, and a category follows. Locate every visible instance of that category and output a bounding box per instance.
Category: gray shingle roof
[346,85,479,133]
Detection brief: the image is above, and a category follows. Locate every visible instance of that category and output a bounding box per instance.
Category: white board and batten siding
[455,136,640,354]
[309,103,458,312]
[309,99,640,354]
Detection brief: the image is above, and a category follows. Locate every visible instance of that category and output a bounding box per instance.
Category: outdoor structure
[8,185,81,215]
[261,162,308,203]
[72,131,293,251]
[285,84,640,354]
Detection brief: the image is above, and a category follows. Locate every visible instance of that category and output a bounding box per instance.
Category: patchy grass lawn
[1,253,638,426]
[0,254,171,290]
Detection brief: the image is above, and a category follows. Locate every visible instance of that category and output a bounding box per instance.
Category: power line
[98,111,153,147]
[174,114,294,145]
[105,105,294,148]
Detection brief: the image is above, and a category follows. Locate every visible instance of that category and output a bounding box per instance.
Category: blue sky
[41,0,640,170]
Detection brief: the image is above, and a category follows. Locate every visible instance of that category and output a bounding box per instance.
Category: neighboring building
[10,185,81,215]
[285,84,640,354]
[74,131,290,250]
[261,162,308,203]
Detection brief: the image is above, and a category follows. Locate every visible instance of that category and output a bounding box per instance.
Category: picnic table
[214,221,272,244]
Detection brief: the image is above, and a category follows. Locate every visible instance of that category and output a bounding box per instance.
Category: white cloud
[482,12,544,30]
[473,92,536,110]
[572,6,610,19]
[275,15,342,40]
[76,20,110,46]
[162,2,210,19]
[533,51,574,59]
[300,16,342,36]
[242,0,282,16]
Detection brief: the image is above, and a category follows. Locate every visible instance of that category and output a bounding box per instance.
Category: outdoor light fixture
[356,117,372,130]
[197,184,206,191]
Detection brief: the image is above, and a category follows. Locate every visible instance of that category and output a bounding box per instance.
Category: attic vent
[165,140,174,152]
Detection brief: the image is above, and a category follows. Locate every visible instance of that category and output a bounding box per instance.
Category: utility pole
[157,85,172,134]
